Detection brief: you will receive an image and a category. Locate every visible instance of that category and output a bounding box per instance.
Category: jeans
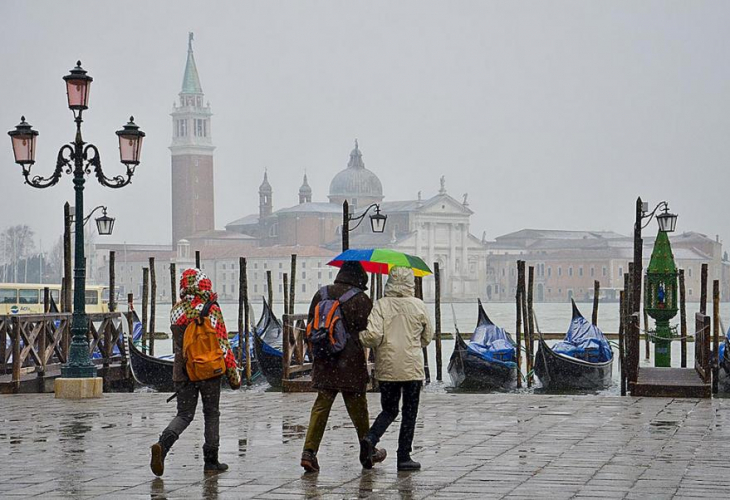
[366,380,422,461]
[303,389,370,453]
[161,376,221,450]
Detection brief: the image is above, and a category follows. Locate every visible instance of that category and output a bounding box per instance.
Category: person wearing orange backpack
[300,261,387,472]
[150,268,240,477]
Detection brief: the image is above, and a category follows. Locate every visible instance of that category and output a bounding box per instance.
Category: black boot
[150,430,177,477]
[397,454,421,471]
[203,445,229,473]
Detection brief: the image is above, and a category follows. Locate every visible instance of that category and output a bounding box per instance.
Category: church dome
[328,141,383,204]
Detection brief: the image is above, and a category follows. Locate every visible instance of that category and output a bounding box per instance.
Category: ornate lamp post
[7,61,144,387]
[642,204,679,367]
[341,200,387,251]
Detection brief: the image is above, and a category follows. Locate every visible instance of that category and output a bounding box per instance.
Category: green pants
[303,389,370,453]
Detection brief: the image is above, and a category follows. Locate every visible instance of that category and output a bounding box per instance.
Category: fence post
[109,251,116,312]
[12,316,20,390]
[679,269,687,368]
[434,262,442,382]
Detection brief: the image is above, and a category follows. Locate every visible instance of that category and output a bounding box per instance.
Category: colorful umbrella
[328,248,433,277]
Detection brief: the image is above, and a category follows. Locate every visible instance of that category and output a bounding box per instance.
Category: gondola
[534,300,613,390]
[448,299,517,390]
[252,298,312,388]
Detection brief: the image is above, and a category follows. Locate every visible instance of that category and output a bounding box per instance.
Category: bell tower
[170,32,215,248]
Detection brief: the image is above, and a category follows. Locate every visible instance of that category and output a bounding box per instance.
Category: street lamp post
[341,200,387,251]
[8,61,144,385]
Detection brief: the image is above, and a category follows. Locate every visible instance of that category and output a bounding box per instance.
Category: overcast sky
[1,1,729,251]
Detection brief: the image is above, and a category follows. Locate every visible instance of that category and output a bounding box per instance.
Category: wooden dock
[631,367,711,398]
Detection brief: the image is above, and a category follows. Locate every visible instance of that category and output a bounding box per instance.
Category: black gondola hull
[534,338,613,390]
[253,332,284,388]
[128,339,175,392]
[448,333,516,390]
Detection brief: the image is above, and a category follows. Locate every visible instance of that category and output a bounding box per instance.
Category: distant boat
[534,300,613,390]
[448,299,517,390]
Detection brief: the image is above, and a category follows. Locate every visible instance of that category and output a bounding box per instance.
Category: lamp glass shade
[65,78,91,110]
[370,213,387,233]
[95,215,115,236]
[116,117,145,165]
[63,62,93,110]
[657,212,678,233]
[8,117,39,165]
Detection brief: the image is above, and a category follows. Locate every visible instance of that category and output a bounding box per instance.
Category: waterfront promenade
[2,391,729,499]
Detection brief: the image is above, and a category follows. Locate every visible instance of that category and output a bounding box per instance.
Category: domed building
[327,141,384,209]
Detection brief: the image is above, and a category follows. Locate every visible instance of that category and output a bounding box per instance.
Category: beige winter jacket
[360,267,434,382]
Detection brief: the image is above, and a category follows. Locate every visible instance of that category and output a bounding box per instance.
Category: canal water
[138,299,730,396]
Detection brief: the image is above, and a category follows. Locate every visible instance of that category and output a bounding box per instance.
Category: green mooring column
[654,319,672,367]
[645,230,679,368]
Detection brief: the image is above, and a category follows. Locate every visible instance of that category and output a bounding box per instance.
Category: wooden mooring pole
[619,290,626,396]
[515,261,523,389]
[109,251,116,312]
[592,280,599,326]
[241,257,251,383]
[527,265,535,387]
[713,280,720,394]
[434,262,443,382]
[679,269,687,368]
[266,270,273,308]
[643,308,650,360]
[700,263,708,315]
[149,257,156,357]
[283,273,289,316]
[170,263,177,304]
[289,255,297,315]
[142,267,149,352]
[126,293,134,368]
[369,273,376,301]
[237,258,245,369]
[195,250,201,269]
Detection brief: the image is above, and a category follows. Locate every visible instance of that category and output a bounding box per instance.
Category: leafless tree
[0,225,36,282]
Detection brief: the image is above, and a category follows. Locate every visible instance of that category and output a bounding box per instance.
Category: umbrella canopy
[328,248,433,277]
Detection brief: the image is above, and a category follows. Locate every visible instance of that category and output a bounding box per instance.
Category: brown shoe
[372,447,387,465]
[301,450,320,473]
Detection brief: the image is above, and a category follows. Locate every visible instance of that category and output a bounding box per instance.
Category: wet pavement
[2,390,730,499]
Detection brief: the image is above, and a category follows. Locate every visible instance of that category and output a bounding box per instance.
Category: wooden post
[283,273,289,317]
[370,273,376,301]
[195,250,201,269]
[266,270,273,308]
[12,316,20,389]
[643,308,650,360]
[237,258,245,367]
[713,279,720,394]
[619,290,626,396]
[415,276,430,384]
[679,269,687,368]
[700,263,708,315]
[289,254,297,315]
[377,273,383,299]
[63,202,72,313]
[149,257,156,357]
[122,292,133,369]
[170,263,177,304]
[619,270,631,396]
[515,261,523,389]
[241,257,251,383]
[39,287,49,388]
[434,262,443,382]
[527,265,535,387]
[519,262,530,387]
[109,251,116,312]
[591,280,599,326]
[142,267,149,352]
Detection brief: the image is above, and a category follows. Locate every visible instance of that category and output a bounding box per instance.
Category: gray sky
[2,1,729,250]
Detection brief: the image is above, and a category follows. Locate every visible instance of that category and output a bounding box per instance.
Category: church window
[569,267,573,277]
[688,267,692,278]
[195,119,204,137]
[302,271,306,279]
[302,262,306,268]
[179,119,187,136]
[547,267,552,277]
[689,288,693,296]
[618,266,623,277]
[279,262,283,269]
[558,267,562,277]
[602,267,607,277]
[578,267,583,277]
[264,262,268,269]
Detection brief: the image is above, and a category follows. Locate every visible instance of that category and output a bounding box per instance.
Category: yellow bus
[0,283,110,315]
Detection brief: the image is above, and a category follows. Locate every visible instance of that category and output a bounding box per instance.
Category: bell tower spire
[170,32,215,249]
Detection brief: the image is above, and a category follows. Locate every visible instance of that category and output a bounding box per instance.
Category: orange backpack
[183,301,226,382]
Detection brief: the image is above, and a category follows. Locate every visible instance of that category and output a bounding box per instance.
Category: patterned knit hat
[179,268,214,303]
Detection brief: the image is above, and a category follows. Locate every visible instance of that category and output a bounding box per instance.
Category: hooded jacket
[360,266,433,382]
[307,261,372,393]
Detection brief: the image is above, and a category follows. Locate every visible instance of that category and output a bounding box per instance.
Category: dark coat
[308,262,373,393]
[171,324,188,383]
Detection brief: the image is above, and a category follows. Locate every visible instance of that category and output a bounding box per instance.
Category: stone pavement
[2,390,730,499]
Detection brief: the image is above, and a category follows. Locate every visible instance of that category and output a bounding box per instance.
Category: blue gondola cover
[467,321,516,365]
[552,314,612,363]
